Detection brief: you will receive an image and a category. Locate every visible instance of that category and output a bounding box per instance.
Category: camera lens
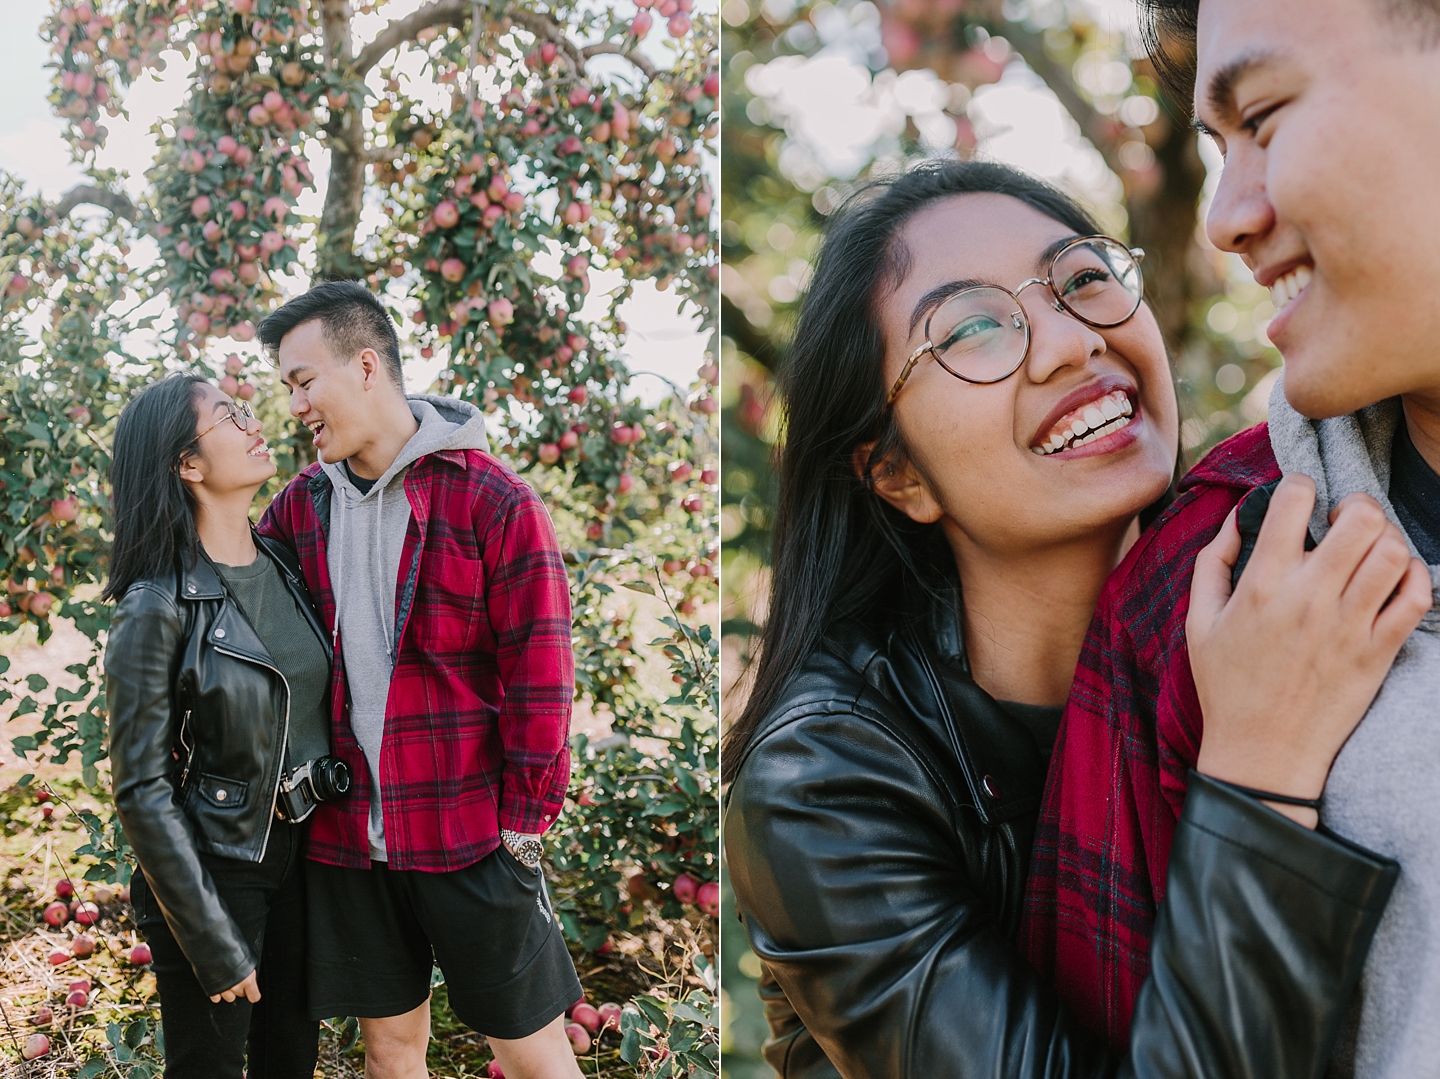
[309,756,351,801]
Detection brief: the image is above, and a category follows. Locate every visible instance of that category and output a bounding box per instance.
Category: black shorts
[305,846,582,1039]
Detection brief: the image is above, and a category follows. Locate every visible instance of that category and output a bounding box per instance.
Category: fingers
[1248,474,1318,571]
[1303,492,1391,600]
[1372,557,1434,652]
[1187,508,1241,643]
[1339,518,1413,617]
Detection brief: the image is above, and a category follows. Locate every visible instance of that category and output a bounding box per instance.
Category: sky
[0,0,714,404]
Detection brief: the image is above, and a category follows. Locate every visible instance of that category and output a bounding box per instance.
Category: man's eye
[1240,104,1280,136]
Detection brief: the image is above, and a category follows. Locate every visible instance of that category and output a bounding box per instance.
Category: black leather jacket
[105,534,330,995]
[724,575,1397,1079]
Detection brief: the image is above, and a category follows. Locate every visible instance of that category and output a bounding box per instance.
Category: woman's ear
[851,441,944,525]
[176,451,205,487]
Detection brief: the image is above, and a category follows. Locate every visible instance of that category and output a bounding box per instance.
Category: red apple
[66,988,88,1007]
[487,1062,506,1079]
[697,880,720,915]
[617,472,634,495]
[32,1005,52,1025]
[538,443,561,465]
[487,298,514,328]
[216,134,238,157]
[559,430,579,451]
[587,521,604,541]
[248,103,271,125]
[672,873,699,904]
[668,12,691,36]
[262,89,285,113]
[433,200,460,228]
[232,144,253,167]
[22,1034,49,1060]
[227,199,247,221]
[47,947,69,966]
[55,879,74,899]
[71,934,95,957]
[482,204,505,229]
[597,1001,622,1032]
[237,261,261,286]
[236,382,257,401]
[441,257,466,283]
[263,196,288,222]
[540,41,558,64]
[503,191,524,211]
[220,375,240,397]
[630,10,653,38]
[701,468,717,485]
[232,321,256,342]
[567,386,588,405]
[43,902,69,927]
[201,220,223,243]
[191,194,211,218]
[681,495,703,514]
[571,1002,601,1034]
[689,562,711,578]
[73,902,100,925]
[564,1022,590,1054]
[41,803,53,818]
[487,177,509,201]
[559,135,583,156]
[671,461,694,481]
[93,885,113,905]
[128,942,152,965]
[703,70,720,97]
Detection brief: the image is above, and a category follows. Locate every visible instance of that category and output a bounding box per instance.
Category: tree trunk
[317,0,368,280]
[1125,119,1207,355]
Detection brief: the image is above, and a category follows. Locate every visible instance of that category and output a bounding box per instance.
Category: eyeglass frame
[181,399,258,462]
[886,235,1146,405]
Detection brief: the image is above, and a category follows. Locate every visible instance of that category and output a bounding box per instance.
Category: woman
[105,374,341,1077]
[722,160,1404,1077]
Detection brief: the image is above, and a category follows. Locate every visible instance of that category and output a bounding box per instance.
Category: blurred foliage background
[718,0,1285,1072]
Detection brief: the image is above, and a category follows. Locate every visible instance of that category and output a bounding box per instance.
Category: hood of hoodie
[319,393,489,497]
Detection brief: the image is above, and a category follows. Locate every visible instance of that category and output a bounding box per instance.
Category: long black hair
[101,374,208,603]
[722,161,1103,782]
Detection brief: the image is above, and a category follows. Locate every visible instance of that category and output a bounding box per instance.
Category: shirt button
[187,584,197,594]
[982,775,1001,800]
[216,789,227,801]
[215,628,226,638]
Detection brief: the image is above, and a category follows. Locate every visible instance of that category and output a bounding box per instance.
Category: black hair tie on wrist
[1224,781,1322,810]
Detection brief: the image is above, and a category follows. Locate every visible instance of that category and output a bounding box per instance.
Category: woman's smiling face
[874,192,1178,554]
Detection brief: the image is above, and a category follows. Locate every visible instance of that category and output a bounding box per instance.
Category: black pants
[130,822,318,1079]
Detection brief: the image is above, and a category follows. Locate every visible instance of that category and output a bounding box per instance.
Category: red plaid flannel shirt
[1018,423,1281,1047]
[257,448,573,872]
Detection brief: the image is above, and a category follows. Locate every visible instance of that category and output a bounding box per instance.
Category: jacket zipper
[210,642,291,863]
[178,708,195,788]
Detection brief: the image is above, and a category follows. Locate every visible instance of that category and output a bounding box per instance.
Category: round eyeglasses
[194,399,257,442]
[887,236,1145,405]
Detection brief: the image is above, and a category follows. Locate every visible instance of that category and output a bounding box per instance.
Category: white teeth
[1070,419,1087,438]
[1083,406,1105,428]
[1269,265,1313,309]
[1101,397,1121,420]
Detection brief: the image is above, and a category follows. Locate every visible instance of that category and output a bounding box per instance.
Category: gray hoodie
[1268,377,1440,1079]
[321,394,490,861]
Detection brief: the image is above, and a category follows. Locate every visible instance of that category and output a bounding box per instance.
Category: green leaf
[0,654,10,674]
[26,673,47,692]
[671,1001,712,1025]
[78,1055,109,1079]
[17,772,33,786]
[634,994,669,1030]
[622,580,656,595]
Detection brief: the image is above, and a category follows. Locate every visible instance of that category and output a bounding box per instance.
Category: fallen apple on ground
[565,1022,591,1054]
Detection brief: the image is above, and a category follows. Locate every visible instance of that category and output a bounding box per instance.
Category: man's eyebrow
[280,363,313,384]
[209,400,229,413]
[1200,48,1279,127]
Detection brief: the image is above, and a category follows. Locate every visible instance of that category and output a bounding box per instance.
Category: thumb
[1187,507,1241,646]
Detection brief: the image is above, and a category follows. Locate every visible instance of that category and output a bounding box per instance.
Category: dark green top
[213,550,331,769]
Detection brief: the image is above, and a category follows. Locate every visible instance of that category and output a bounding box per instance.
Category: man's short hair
[257,280,404,388]
[1139,0,1440,106]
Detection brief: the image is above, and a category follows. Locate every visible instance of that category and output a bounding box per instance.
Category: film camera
[276,755,351,822]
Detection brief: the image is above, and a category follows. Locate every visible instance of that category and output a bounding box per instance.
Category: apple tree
[1,0,718,959]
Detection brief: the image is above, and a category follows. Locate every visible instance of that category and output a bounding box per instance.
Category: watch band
[501,829,544,867]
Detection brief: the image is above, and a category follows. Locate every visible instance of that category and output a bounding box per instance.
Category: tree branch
[53,184,140,222]
[580,41,658,80]
[1003,25,1123,177]
[355,0,466,75]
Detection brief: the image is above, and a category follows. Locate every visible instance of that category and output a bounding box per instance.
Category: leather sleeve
[726,712,1396,1079]
[106,584,256,996]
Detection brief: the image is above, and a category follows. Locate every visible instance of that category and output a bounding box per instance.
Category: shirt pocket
[420,552,486,647]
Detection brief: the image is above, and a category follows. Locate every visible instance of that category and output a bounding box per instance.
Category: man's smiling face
[1195,0,1440,418]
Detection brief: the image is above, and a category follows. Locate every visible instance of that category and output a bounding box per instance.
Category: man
[1021,0,1440,1074]
[254,281,584,1079]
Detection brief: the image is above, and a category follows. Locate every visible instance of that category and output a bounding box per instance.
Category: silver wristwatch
[500,829,544,868]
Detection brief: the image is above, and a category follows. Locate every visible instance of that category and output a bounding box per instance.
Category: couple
[724,0,1440,1075]
[103,282,585,1077]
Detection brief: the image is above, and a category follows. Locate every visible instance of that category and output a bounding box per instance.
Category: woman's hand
[209,968,261,1004]
[1187,474,1431,827]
